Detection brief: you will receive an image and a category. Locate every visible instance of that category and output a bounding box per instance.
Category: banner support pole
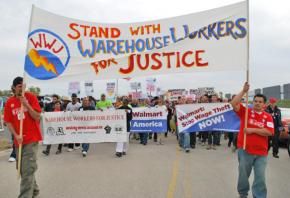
[18,4,35,179]
[243,0,250,150]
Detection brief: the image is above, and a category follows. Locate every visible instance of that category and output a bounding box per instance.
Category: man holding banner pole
[231,82,274,198]
[4,77,42,198]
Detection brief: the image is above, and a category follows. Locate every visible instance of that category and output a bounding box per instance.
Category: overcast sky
[0,0,289,98]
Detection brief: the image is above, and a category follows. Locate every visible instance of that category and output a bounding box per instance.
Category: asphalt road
[0,133,290,198]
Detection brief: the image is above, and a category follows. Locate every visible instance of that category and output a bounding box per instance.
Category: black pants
[228,133,234,147]
[233,133,237,149]
[68,143,80,149]
[268,131,280,155]
[216,132,221,145]
[190,133,196,146]
[167,118,171,132]
[202,132,208,143]
[45,144,63,153]
[153,133,158,141]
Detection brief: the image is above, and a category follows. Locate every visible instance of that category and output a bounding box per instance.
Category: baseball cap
[71,93,77,98]
[12,76,23,87]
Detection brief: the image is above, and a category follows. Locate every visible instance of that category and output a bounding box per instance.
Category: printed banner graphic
[130,106,167,133]
[176,103,240,133]
[24,1,247,83]
[43,110,127,144]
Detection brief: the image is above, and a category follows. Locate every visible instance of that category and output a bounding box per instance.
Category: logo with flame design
[25,29,70,80]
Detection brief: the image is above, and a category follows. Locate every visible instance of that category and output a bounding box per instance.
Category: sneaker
[115,152,122,157]
[122,152,126,155]
[273,154,279,158]
[185,148,190,153]
[158,140,164,145]
[74,146,81,150]
[33,190,40,198]
[67,148,73,152]
[8,157,16,162]
[82,151,87,157]
[56,150,62,155]
[42,150,50,156]
[212,145,217,150]
[201,142,205,146]
[206,145,212,150]
[232,147,237,153]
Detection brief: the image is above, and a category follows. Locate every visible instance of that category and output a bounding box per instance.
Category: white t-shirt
[66,102,81,111]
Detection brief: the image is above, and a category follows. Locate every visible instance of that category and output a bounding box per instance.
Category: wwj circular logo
[25,29,70,80]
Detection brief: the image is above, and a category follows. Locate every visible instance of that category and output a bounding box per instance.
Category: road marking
[184,155,192,198]
[166,145,180,198]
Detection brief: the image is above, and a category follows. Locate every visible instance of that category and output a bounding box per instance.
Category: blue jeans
[178,132,190,149]
[208,131,219,145]
[237,149,267,198]
[82,143,90,152]
[10,135,16,158]
[140,133,148,144]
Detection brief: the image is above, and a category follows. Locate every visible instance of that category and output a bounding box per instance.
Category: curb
[0,148,12,158]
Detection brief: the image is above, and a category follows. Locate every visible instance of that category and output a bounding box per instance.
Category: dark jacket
[118,105,133,132]
[79,105,95,111]
[44,102,64,112]
[265,105,282,133]
[44,102,55,112]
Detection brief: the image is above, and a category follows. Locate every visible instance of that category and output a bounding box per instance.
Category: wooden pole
[18,5,34,179]
[243,0,250,150]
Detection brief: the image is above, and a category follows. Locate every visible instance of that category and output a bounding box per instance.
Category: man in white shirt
[66,93,81,151]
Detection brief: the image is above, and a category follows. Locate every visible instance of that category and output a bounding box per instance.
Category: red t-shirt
[4,92,42,147]
[236,103,274,156]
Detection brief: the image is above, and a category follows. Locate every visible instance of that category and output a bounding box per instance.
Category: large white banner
[24,1,247,84]
[176,103,240,133]
[43,110,127,144]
